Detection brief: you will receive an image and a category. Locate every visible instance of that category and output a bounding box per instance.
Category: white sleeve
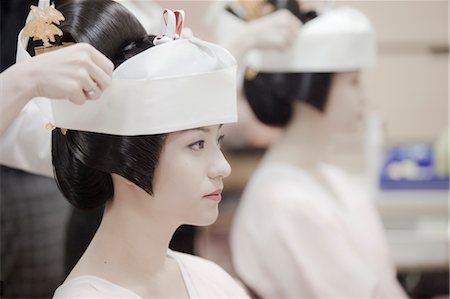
[0,101,53,177]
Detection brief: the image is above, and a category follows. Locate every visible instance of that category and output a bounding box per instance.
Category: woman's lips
[204,189,222,201]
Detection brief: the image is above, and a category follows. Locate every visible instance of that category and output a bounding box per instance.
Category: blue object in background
[379,144,449,190]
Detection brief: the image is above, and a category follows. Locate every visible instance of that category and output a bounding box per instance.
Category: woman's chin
[340,116,363,133]
[186,210,219,227]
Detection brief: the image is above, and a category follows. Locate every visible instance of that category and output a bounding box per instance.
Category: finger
[80,74,101,100]
[290,27,299,39]
[69,91,87,105]
[84,83,101,101]
[274,39,290,51]
[68,82,88,105]
[290,19,301,33]
[278,31,293,49]
[85,61,111,92]
[285,37,295,49]
[83,43,114,76]
[85,86,101,100]
[290,13,302,26]
[272,34,291,50]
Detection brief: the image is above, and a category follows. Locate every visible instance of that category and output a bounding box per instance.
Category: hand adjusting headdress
[208,2,376,73]
[16,5,238,136]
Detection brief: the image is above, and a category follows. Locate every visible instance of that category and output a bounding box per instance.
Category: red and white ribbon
[154,9,185,45]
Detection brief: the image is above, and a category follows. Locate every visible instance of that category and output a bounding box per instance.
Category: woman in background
[230,2,409,298]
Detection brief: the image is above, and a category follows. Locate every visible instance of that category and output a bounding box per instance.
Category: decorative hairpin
[238,0,274,21]
[23,4,73,55]
[23,4,64,46]
[46,122,68,135]
[245,67,258,80]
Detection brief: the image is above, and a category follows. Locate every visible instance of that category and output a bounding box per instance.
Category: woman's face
[150,124,231,226]
[324,71,365,132]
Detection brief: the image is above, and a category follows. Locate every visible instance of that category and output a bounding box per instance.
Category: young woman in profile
[16,0,249,297]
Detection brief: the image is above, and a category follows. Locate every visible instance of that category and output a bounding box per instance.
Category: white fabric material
[230,162,408,299]
[15,9,237,135]
[53,250,249,299]
[0,102,53,177]
[0,1,54,177]
[51,38,237,135]
[209,4,376,72]
[0,27,60,177]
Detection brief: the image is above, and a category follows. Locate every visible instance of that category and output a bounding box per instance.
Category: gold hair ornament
[23,4,73,54]
[245,67,258,80]
[238,0,275,21]
[46,122,67,135]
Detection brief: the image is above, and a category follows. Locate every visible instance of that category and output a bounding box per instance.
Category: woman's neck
[69,188,180,291]
[263,102,334,171]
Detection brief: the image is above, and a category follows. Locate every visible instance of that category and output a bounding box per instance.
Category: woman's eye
[189,140,205,151]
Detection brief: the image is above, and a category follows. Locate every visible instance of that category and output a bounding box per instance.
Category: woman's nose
[208,150,231,180]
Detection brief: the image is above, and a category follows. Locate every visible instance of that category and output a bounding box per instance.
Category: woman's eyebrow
[181,124,223,133]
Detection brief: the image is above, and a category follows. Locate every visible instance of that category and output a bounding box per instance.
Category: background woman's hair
[50,0,166,210]
[242,0,333,127]
[244,73,332,127]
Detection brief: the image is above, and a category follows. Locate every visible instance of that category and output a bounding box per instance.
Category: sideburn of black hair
[244,73,293,127]
[244,72,333,127]
[297,73,333,112]
[52,130,113,210]
[52,130,166,210]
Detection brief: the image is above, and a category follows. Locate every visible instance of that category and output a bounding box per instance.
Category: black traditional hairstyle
[241,0,333,127]
[48,0,166,210]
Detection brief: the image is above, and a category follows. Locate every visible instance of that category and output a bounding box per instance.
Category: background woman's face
[325,71,365,132]
[150,124,231,226]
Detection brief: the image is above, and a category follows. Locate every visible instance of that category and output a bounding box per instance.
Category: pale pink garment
[230,162,408,299]
[53,250,249,299]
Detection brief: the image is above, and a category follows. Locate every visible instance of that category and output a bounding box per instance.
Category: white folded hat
[16,6,237,136]
[208,2,376,72]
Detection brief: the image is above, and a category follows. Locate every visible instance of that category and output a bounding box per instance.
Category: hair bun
[113,35,156,67]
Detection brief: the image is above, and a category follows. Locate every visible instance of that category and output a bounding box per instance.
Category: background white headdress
[16,8,237,136]
[208,2,376,73]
